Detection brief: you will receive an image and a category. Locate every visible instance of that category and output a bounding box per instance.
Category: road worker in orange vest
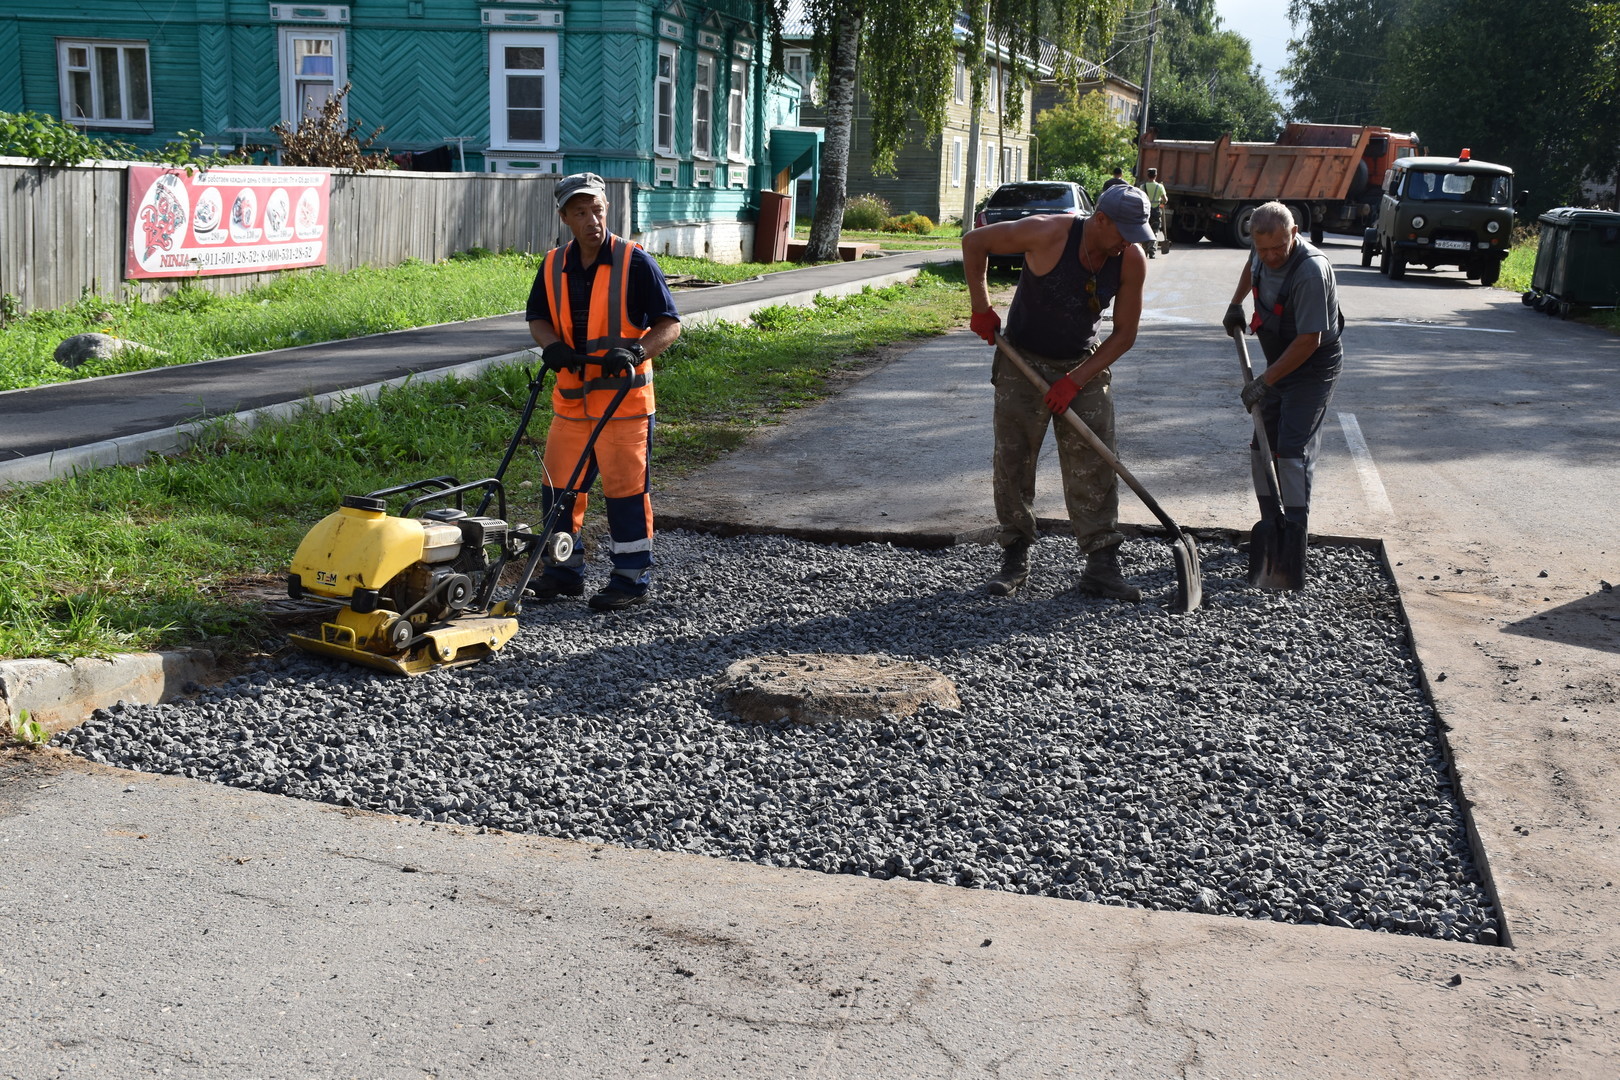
[525,172,681,611]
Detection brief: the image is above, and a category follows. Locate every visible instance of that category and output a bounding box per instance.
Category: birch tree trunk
[803,5,863,262]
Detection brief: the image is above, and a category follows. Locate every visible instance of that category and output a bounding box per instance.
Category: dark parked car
[974,181,1093,270]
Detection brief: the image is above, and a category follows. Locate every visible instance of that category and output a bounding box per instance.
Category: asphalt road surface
[3,232,1615,1079]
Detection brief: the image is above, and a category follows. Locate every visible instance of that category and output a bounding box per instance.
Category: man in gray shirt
[1222,201,1344,567]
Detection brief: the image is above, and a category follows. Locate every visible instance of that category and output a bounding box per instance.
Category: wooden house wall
[1,0,784,248]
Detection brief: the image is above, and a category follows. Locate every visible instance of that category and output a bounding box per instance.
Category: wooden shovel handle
[994,332,1185,541]
[1233,332,1285,502]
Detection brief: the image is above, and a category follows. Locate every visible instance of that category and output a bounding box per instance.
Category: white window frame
[953,57,965,105]
[981,141,995,184]
[987,66,998,114]
[1003,146,1014,185]
[655,41,678,157]
[1014,146,1023,182]
[278,28,347,127]
[727,58,749,162]
[58,39,152,130]
[951,137,962,187]
[784,49,813,102]
[693,51,716,158]
[488,30,559,151]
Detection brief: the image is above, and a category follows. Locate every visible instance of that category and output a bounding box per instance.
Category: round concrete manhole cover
[720,653,960,724]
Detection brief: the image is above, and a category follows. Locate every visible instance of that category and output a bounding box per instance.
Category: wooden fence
[0,159,632,314]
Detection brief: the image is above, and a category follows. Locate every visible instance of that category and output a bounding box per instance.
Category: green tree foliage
[1280,0,1400,125]
[793,0,1125,260]
[0,111,248,170]
[1372,0,1617,212]
[1034,90,1138,181]
[1107,0,1281,142]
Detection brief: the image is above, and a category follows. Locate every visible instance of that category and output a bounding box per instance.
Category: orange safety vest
[542,234,655,420]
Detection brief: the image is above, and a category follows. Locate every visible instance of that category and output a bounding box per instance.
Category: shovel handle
[1233,332,1285,503]
[994,333,1186,541]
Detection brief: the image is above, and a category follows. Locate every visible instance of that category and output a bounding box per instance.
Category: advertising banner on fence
[125,165,330,279]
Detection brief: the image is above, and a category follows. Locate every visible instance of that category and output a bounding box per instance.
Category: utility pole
[1135,0,1160,179]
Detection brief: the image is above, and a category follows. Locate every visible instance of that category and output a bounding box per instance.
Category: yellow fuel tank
[289,496,427,599]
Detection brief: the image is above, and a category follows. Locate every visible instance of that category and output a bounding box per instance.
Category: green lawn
[0,264,973,663]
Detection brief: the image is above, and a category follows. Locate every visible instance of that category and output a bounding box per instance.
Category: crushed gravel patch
[57,531,1501,945]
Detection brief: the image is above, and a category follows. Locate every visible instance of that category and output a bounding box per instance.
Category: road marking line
[1361,319,1514,334]
[1337,412,1395,516]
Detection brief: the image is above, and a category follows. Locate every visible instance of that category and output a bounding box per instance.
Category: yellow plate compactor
[286,368,626,676]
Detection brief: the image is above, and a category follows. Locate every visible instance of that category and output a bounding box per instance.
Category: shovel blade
[1248,517,1305,591]
[1169,533,1203,613]
[1247,516,1290,590]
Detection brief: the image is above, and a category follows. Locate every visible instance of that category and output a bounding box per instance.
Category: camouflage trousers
[991,342,1124,556]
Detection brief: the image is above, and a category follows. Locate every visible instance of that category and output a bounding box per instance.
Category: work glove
[541,341,584,374]
[1240,376,1269,411]
[1223,302,1247,337]
[1045,373,1082,415]
[970,308,1002,345]
[597,347,640,377]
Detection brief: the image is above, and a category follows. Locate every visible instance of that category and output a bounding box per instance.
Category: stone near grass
[721,653,960,724]
[54,333,166,369]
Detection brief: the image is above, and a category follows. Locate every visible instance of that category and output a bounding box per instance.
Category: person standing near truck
[1221,201,1344,569]
[1140,168,1168,259]
[963,184,1155,602]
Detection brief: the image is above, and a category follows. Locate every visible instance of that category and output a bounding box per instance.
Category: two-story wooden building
[0,0,820,258]
[784,22,1050,226]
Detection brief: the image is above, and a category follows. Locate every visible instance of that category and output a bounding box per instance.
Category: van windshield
[1402,170,1511,206]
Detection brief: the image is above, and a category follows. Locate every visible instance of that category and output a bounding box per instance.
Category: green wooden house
[0,0,821,258]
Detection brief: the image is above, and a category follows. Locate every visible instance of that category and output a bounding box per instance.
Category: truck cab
[1363,151,1521,285]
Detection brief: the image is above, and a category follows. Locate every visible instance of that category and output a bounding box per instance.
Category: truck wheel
[1361,246,1374,268]
[1311,223,1325,246]
[1479,262,1501,287]
[1229,205,1258,248]
[1378,245,1391,276]
[1389,249,1407,281]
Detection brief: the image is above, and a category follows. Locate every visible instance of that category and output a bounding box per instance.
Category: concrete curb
[0,648,216,736]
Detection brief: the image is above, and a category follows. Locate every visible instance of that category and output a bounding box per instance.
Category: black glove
[1240,376,1269,411]
[541,341,584,374]
[1223,302,1247,337]
[597,346,641,377]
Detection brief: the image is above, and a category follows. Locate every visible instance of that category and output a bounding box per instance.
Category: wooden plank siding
[0,159,627,314]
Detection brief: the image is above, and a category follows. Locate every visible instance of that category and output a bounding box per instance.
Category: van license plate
[1434,239,1469,250]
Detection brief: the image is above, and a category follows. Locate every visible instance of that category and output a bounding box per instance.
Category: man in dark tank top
[962,184,1155,601]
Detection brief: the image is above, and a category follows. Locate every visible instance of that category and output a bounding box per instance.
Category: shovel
[995,333,1202,614]
[1233,333,1305,590]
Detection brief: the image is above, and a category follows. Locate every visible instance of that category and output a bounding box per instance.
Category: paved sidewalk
[0,249,953,484]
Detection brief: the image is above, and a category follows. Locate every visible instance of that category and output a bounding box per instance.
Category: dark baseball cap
[1095,184,1155,245]
[555,172,608,209]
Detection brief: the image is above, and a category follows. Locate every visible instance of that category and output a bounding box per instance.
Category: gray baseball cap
[555,172,608,209]
[1095,184,1155,245]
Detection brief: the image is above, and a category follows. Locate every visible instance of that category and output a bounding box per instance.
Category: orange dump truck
[1139,123,1423,247]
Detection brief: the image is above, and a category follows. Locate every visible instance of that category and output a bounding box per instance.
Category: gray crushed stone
[57,532,1501,945]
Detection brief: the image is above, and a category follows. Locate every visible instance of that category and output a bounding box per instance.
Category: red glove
[1045,374,1082,414]
[970,308,1002,344]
